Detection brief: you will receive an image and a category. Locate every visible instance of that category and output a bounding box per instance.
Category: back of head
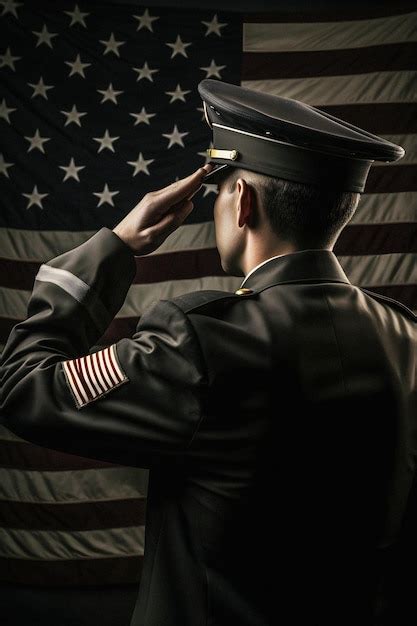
[223,167,361,249]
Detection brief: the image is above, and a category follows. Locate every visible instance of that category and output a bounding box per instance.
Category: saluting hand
[112,163,214,255]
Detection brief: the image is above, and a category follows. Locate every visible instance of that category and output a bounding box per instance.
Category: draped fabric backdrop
[0,2,415,585]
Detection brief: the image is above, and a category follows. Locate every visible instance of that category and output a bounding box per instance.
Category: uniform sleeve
[0,227,208,468]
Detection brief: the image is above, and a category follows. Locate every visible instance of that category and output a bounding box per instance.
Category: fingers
[154,164,214,205]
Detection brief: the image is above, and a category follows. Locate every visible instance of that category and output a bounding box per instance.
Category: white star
[65,54,91,78]
[93,183,119,208]
[165,83,191,103]
[166,35,192,59]
[132,61,158,83]
[61,105,87,126]
[129,106,156,126]
[59,157,85,182]
[162,124,189,149]
[28,77,54,99]
[32,24,58,48]
[0,153,13,177]
[201,14,227,37]
[202,183,219,197]
[100,33,125,57]
[97,83,123,104]
[93,129,119,153]
[0,46,21,70]
[196,106,206,122]
[0,98,16,123]
[200,58,226,78]
[133,9,159,32]
[64,4,89,27]
[127,152,154,176]
[23,185,48,209]
[25,129,50,153]
[1,0,23,18]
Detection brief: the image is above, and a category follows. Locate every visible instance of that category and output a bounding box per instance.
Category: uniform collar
[239,249,351,292]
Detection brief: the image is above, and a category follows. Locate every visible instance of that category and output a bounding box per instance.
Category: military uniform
[1,80,416,625]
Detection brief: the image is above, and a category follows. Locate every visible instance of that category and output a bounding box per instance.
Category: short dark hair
[224,168,360,248]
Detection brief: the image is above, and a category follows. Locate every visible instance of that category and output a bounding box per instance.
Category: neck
[240,239,300,277]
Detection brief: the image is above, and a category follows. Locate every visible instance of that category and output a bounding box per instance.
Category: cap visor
[202,163,231,184]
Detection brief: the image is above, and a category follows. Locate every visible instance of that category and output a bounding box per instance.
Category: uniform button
[234,288,254,296]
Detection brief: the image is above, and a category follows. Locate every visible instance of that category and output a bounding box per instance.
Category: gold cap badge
[234,288,254,296]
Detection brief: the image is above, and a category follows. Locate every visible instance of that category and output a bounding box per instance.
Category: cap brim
[202,163,232,184]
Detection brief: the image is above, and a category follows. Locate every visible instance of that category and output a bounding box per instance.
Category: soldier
[1,79,416,625]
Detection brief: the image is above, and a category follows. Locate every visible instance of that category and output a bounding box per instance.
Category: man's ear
[237,178,255,228]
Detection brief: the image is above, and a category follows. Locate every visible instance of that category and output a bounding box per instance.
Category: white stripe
[0,467,148,503]
[0,222,214,260]
[352,191,417,224]
[242,71,417,106]
[339,252,417,286]
[110,344,125,381]
[97,348,113,388]
[103,347,119,385]
[35,264,90,304]
[243,12,417,52]
[85,353,104,394]
[0,526,145,560]
[62,361,84,407]
[80,356,97,399]
[92,350,107,391]
[67,359,89,404]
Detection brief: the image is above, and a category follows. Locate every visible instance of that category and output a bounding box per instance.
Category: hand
[112,163,214,255]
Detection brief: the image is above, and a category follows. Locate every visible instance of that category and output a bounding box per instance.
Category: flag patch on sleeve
[62,344,129,409]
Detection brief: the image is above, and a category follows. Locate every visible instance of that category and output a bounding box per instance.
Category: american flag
[0,1,416,586]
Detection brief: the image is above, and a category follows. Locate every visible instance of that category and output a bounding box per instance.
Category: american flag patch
[62,344,129,409]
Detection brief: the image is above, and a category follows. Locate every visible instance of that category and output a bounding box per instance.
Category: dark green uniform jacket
[1,227,416,626]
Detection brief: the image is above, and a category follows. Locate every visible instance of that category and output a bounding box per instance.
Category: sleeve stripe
[75,358,94,402]
[110,344,125,381]
[97,349,113,388]
[66,360,89,405]
[86,353,104,395]
[104,349,119,385]
[62,345,129,409]
[62,361,84,407]
[80,356,97,399]
[92,351,107,391]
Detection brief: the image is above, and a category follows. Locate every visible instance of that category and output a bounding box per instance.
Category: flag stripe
[243,43,417,79]
[243,8,417,23]
[0,439,118,471]
[0,526,145,560]
[0,556,143,586]
[242,71,417,105]
[0,498,146,531]
[243,12,417,51]
[0,467,148,503]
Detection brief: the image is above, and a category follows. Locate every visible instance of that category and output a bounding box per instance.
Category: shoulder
[359,287,417,323]
[169,288,259,315]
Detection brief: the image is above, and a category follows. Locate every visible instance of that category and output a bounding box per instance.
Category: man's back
[129,249,417,626]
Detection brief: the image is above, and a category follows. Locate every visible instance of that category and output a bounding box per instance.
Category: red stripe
[244,7,416,22]
[75,358,94,402]
[107,346,123,383]
[100,347,115,387]
[95,348,112,389]
[242,43,417,80]
[65,360,87,406]
[0,555,143,586]
[0,439,118,471]
[0,496,146,530]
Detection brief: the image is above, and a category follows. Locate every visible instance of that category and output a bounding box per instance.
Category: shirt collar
[239,254,286,288]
